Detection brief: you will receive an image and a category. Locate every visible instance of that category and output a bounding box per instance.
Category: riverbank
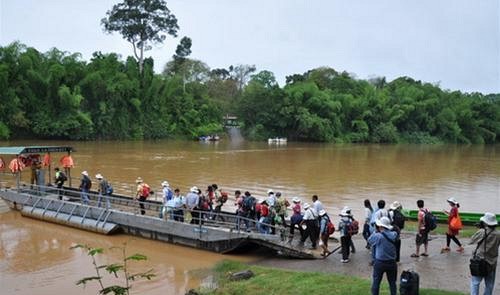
[198,260,466,295]
[249,232,499,293]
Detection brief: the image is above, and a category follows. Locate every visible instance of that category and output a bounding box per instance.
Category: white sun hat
[82,171,89,176]
[95,173,103,179]
[267,189,274,195]
[292,197,301,203]
[390,201,402,210]
[303,203,310,210]
[480,212,498,226]
[447,197,459,205]
[161,181,169,187]
[190,186,199,193]
[376,216,393,230]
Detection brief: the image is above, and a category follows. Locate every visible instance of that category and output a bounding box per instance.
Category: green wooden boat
[401,209,500,226]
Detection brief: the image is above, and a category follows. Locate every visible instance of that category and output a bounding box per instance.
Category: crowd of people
[70,174,499,295]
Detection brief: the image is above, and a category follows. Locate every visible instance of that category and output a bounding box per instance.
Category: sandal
[421,253,429,257]
[410,253,419,258]
[441,247,450,253]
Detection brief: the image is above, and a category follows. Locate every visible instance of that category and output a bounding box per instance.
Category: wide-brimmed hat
[319,209,326,216]
[303,203,311,210]
[95,173,103,179]
[340,207,352,217]
[161,181,169,187]
[376,216,393,230]
[135,177,143,183]
[390,201,402,210]
[447,197,459,205]
[480,212,498,226]
[292,197,301,203]
[267,189,274,195]
[190,186,198,193]
[81,171,88,176]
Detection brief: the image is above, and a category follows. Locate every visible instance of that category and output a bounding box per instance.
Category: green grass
[403,221,477,238]
[200,260,466,295]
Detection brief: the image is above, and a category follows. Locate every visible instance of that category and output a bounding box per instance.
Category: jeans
[97,193,111,209]
[258,216,269,234]
[81,189,90,205]
[371,259,397,295]
[471,267,496,295]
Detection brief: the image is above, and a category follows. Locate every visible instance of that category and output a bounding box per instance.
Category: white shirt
[303,208,317,220]
[313,200,324,215]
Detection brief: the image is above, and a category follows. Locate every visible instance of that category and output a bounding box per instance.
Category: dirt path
[253,232,499,293]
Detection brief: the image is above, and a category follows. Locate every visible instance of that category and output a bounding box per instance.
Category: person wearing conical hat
[469,212,500,295]
[442,197,464,253]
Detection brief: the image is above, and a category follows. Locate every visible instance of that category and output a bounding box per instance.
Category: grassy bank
[199,260,466,295]
[403,221,477,238]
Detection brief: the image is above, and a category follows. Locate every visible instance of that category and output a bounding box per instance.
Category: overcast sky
[1,0,499,93]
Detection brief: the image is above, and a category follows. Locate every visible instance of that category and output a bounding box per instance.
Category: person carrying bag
[469,212,500,295]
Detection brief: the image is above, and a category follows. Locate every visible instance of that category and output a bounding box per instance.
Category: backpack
[243,196,255,212]
[106,183,114,195]
[400,270,420,295]
[60,172,68,182]
[424,210,437,232]
[327,220,335,235]
[348,219,359,235]
[220,191,228,203]
[141,183,151,198]
[392,209,405,230]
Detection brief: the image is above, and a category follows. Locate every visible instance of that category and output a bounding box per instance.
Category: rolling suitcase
[400,270,419,295]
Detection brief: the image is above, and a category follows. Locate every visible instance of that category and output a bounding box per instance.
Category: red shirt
[260,204,269,217]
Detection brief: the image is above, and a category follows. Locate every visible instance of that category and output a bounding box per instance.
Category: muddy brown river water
[0,140,499,294]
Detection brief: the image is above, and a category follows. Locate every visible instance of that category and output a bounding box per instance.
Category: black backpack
[424,210,437,231]
[400,270,419,295]
[243,196,255,212]
[392,209,405,230]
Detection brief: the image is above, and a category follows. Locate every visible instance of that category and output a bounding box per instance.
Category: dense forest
[0,41,499,143]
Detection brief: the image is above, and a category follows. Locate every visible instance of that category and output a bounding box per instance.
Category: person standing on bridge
[78,171,91,205]
[185,186,200,224]
[95,173,111,209]
[54,167,67,200]
[135,177,150,215]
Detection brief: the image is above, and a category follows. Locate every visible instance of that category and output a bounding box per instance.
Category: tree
[101,0,179,74]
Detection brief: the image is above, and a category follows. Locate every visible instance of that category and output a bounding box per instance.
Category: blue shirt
[368,230,398,261]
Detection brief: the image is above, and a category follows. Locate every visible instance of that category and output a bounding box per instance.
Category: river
[0,140,499,294]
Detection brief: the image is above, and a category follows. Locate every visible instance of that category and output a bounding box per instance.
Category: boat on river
[402,209,500,226]
[268,137,287,144]
[0,146,315,259]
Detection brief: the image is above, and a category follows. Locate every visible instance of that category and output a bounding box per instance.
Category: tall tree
[101,0,179,74]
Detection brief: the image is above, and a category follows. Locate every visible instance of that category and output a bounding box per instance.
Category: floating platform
[0,186,315,259]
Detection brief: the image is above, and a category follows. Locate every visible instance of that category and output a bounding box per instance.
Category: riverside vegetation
[1,0,499,143]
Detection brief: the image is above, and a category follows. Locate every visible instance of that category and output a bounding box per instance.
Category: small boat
[401,209,500,226]
[268,137,287,144]
[199,135,220,142]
